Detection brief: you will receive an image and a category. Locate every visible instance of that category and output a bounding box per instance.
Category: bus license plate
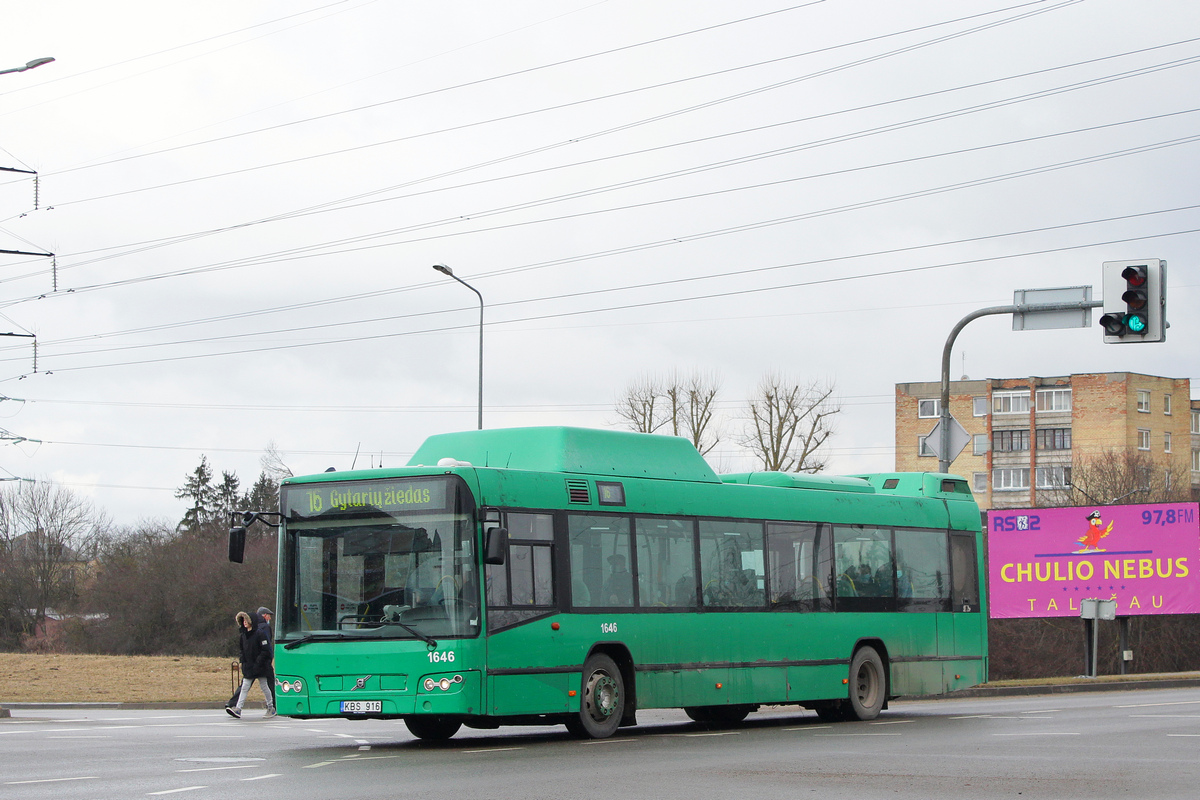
[340,700,381,714]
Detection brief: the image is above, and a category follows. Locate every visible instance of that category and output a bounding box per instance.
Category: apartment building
[895,372,1197,509]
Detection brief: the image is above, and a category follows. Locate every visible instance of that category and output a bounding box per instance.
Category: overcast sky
[0,0,1197,527]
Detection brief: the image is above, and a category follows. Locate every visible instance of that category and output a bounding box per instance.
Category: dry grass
[1,653,1194,706]
[0,653,241,704]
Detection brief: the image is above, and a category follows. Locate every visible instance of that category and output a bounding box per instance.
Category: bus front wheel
[846,646,885,721]
[568,653,625,739]
[405,715,462,740]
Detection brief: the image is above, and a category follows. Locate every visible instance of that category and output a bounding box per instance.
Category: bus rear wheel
[567,653,624,739]
[684,705,753,726]
[405,715,462,740]
[846,646,885,721]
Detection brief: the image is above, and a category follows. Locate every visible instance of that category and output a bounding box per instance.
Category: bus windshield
[278,476,479,643]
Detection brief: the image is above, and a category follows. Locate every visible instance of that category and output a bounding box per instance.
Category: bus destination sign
[286,479,448,518]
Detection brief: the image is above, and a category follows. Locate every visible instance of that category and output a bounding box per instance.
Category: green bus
[249,426,985,740]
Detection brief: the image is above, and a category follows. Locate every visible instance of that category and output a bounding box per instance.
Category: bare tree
[1065,448,1191,507]
[260,440,294,484]
[0,481,109,646]
[681,371,722,456]
[615,371,724,454]
[740,374,839,473]
[615,375,668,434]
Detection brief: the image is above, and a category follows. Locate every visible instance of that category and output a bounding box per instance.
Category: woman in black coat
[226,611,276,719]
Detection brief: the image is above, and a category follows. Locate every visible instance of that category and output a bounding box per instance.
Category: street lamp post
[0,57,55,76]
[432,264,484,430]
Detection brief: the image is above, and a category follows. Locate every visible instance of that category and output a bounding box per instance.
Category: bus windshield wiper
[283,633,348,650]
[384,619,438,648]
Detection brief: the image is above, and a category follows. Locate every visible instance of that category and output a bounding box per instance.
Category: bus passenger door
[945,532,984,688]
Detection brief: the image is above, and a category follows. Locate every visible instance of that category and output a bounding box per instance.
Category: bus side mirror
[484,526,508,565]
[228,525,247,563]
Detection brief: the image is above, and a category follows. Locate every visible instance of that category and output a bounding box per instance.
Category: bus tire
[570,653,624,739]
[405,715,462,740]
[684,705,752,725]
[846,646,885,721]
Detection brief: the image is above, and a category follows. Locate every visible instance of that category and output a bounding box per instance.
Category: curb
[0,702,265,711]
[945,675,1200,698]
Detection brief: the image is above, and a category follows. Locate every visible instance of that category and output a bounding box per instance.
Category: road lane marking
[174,735,245,739]
[147,787,207,795]
[1116,700,1200,708]
[1020,709,1060,714]
[581,738,634,744]
[303,762,335,769]
[177,765,258,773]
[782,725,832,731]
[1129,714,1200,718]
[242,774,282,781]
[1166,734,1200,737]
[992,732,1080,736]
[870,719,913,725]
[48,736,112,739]
[5,776,98,785]
[680,731,741,737]
[816,733,902,737]
[462,747,524,753]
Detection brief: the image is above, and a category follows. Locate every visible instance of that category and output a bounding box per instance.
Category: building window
[918,399,940,418]
[973,397,988,417]
[1137,390,1150,413]
[993,390,1030,414]
[1036,428,1072,450]
[1192,448,1199,472]
[1164,394,1172,415]
[1035,388,1072,412]
[973,434,988,456]
[993,429,1030,452]
[1193,410,1199,434]
[993,468,1030,491]
[1035,465,1071,489]
[972,472,988,493]
[1164,432,1172,453]
[1137,428,1151,450]
[918,435,936,457]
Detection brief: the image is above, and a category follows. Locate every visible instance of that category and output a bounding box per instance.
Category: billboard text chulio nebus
[988,503,1200,619]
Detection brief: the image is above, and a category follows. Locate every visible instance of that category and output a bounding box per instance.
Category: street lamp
[432,264,484,430]
[0,57,55,76]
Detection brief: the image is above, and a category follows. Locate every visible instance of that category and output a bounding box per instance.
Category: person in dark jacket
[226,611,275,719]
[255,607,276,709]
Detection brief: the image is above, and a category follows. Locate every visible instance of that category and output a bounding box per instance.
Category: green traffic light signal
[1099,259,1165,344]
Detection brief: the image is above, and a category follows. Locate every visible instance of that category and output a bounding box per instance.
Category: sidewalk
[945,671,1200,699]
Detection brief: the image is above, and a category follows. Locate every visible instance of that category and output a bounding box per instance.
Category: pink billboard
[987,503,1200,619]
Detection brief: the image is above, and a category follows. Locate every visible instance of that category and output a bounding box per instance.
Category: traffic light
[1099,259,1166,343]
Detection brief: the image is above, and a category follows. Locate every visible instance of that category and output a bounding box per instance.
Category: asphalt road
[2,688,1199,799]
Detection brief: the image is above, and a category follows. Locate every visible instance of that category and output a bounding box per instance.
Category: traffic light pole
[938,299,1102,474]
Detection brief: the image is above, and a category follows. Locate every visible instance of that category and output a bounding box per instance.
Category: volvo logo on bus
[351,675,372,691]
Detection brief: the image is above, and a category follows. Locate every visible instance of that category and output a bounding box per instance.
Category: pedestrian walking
[227,610,275,719]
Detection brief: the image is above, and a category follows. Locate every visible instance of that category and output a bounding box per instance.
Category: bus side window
[568,514,633,608]
[698,520,766,609]
[894,528,951,612]
[766,522,832,611]
[832,525,894,611]
[487,512,555,608]
[634,517,698,608]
